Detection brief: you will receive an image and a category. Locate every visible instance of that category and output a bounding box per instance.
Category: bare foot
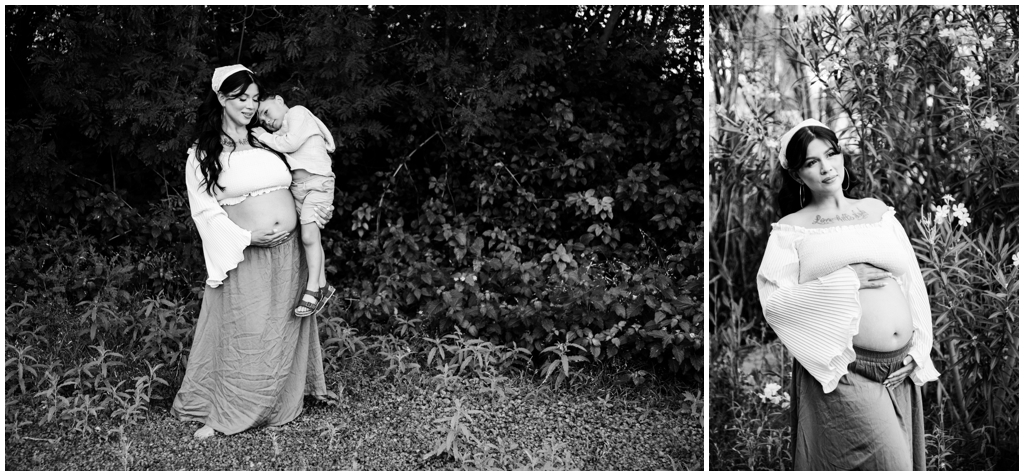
[194,425,216,439]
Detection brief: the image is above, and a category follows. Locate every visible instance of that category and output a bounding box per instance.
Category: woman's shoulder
[186,141,200,163]
[854,197,892,213]
[776,207,814,227]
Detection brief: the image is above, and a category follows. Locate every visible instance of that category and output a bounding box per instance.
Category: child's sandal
[294,289,320,317]
[313,284,336,315]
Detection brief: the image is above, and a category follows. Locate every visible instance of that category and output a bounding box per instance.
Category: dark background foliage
[5,6,703,381]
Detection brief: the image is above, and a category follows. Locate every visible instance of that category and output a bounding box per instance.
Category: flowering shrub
[914,196,1019,468]
[710,5,1018,470]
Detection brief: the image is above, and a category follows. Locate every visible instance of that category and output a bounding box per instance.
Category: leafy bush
[6,5,702,380]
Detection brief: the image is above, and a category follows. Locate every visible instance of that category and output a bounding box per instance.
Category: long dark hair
[774,125,861,216]
[192,69,287,195]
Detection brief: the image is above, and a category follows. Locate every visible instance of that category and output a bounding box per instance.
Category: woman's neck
[807,191,852,213]
[221,114,248,140]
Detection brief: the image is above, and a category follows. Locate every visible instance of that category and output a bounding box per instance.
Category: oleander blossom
[950,203,972,226]
[960,66,981,89]
[886,54,899,71]
[981,35,995,49]
[756,382,790,407]
[981,116,1000,131]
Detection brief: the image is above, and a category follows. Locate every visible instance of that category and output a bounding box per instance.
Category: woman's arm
[185,149,252,287]
[757,231,864,393]
[888,212,941,385]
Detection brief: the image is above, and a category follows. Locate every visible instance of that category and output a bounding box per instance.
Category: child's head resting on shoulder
[257,95,289,132]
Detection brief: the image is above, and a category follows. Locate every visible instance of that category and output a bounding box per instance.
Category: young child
[254,95,336,317]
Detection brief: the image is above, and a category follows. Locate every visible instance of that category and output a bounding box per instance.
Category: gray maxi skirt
[790,339,925,470]
[172,232,327,435]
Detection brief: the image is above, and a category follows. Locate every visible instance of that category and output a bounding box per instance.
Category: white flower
[765,138,780,149]
[766,90,781,102]
[1013,252,1019,268]
[886,54,899,71]
[951,203,971,227]
[756,382,791,407]
[960,67,981,89]
[957,43,976,58]
[956,27,975,42]
[932,204,950,225]
[981,35,995,49]
[981,116,1000,131]
[938,27,957,40]
[942,194,954,203]
[964,154,972,163]
[757,382,782,404]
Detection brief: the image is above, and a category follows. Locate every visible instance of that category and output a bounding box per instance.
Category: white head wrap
[211,64,254,93]
[777,118,829,169]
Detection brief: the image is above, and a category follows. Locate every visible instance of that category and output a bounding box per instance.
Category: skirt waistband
[853,336,913,364]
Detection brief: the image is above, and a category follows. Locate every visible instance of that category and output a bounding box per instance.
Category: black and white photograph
[5,5,704,470]
[708,5,1018,471]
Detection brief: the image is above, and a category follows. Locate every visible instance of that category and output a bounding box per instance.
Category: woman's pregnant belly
[223,189,297,235]
[853,277,914,352]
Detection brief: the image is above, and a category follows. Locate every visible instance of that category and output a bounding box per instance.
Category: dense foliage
[5,5,703,445]
[708,5,1018,470]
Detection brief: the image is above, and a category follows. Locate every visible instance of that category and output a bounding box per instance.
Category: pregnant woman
[756,119,940,470]
[172,64,328,439]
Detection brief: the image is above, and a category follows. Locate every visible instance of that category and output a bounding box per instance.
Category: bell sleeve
[185,147,252,288]
[757,228,863,393]
[887,211,941,385]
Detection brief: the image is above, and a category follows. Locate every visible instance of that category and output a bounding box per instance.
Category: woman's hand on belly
[856,276,914,351]
[250,228,293,247]
[223,189,297,241]
[849,262,893,289]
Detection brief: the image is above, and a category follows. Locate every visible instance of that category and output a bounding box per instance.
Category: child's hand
[252,126,268,137]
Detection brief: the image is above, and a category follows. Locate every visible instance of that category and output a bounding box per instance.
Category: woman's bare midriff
[223,189,297,235]
[854,277,914,351]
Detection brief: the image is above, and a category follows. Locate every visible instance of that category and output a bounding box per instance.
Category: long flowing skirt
[172,233,327,435]
[790,340,925,470]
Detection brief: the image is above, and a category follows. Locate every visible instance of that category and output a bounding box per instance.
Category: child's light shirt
[256,105,335,177]
[756,208,940,393]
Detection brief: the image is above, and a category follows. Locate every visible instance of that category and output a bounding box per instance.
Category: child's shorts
[291,173,335,225]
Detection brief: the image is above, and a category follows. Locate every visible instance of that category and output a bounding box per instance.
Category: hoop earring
[843,167,851,191]
[799,184,805,206]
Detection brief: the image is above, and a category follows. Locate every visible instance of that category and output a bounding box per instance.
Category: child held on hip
[254,95,336,317]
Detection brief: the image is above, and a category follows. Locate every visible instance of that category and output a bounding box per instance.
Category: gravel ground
[5,366,701,470]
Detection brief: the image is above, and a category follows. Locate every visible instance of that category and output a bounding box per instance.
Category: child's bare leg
[300,222,323,306]
[317,242,325,286]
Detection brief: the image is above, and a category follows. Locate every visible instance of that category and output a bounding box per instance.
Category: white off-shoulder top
[756,207,941,393]
[185,146,291,288]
